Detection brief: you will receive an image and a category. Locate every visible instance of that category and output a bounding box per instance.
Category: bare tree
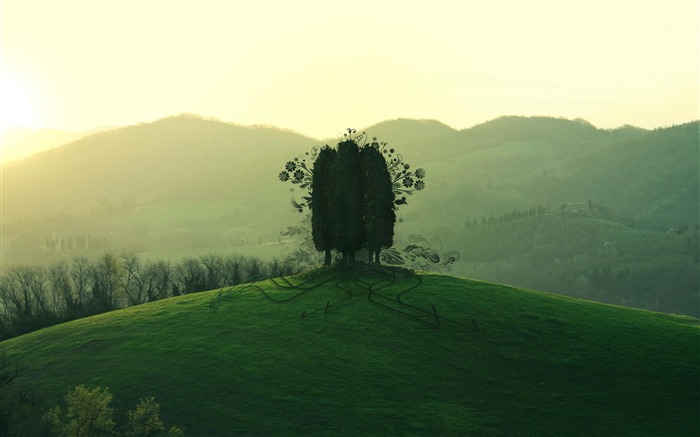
[91,253,121,311]
[71,256,93,314]
[49,262,75,314]
[0,265,51,334]
[120,254,147,306]
[0,276,23,336]
[142,259,172,302]
[201,254,225,290]
[175,257,206,294]
[223,255,244,286]
[27,266,50,323]
[245,257,264,281]
[268,257,295,277]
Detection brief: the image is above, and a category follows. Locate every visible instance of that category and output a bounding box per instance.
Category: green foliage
[361,145,396,259]
[125,396,183,437]
[2,270,698,436]
[125,397,165,437]
[42,385,183,437]
[310,146,336,263]
[58,384,115,437]
[280,130,424,263]
[330,139,365,259]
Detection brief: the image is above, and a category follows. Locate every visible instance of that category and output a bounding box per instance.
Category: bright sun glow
[0,70,37,131]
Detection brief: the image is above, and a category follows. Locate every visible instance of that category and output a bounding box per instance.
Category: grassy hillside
[2,267,698,436]
[1,115,697,318]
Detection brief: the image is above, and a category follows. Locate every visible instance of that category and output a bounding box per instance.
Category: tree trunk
[374,251,381,264]
[324,249,332,266]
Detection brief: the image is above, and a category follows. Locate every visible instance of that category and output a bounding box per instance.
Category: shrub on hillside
[42,385,183,437]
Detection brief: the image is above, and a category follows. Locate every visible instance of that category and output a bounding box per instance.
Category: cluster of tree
[464,204,548,228]
[45,235,111,252]
[279,130,425,265]
[42,385,183,437]
[0,253,299,341]
[0,363,182,437]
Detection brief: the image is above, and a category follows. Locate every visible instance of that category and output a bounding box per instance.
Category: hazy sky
[1,0,698,138]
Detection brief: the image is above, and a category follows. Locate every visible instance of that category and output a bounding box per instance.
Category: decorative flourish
[278,128,437,267]
[278,129,426,213]
[277,145,323,211]
[366,138,426,206]
[341,127,366,145]
[380,234,460,272]
[280,224,306,237]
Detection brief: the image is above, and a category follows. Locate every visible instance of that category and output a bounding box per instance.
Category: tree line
[0,252,299,341]
[44,234,112,252]
[464,204,548,228]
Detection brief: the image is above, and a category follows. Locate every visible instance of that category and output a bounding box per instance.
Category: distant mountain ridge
[2,115,316,220]
[1,114,697,316]
[3,113,697,235]
[358,118,458,146]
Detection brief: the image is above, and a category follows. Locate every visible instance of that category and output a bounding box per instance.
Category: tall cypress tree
[330,139,364,263]
[361,145,396,263]
[311,146,336,266]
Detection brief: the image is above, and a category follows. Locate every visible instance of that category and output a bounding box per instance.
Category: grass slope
[2,267,698,436]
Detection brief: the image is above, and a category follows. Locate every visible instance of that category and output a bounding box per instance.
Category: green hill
[358,118,458,150]
[1,115,697,317]
[2,268,698,436]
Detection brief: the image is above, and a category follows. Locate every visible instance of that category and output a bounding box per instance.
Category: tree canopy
[279,129,425,265]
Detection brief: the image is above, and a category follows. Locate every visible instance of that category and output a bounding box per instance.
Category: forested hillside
[1,115,697,316]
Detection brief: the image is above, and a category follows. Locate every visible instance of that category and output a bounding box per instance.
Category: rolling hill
[1,115,698,317]
[1,268,698,436]
[1,115,314,220]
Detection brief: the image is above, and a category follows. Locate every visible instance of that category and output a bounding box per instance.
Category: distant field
[2,267,698,436]
[137,240,292,263]
[116,201,247,228]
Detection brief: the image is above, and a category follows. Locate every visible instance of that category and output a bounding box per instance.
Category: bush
[42,385,183,437]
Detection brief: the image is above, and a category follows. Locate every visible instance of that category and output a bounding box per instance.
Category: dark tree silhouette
[361,144,395,263]
[330,139,365,263]
[278,129,426,265]
[311,146,336,266]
